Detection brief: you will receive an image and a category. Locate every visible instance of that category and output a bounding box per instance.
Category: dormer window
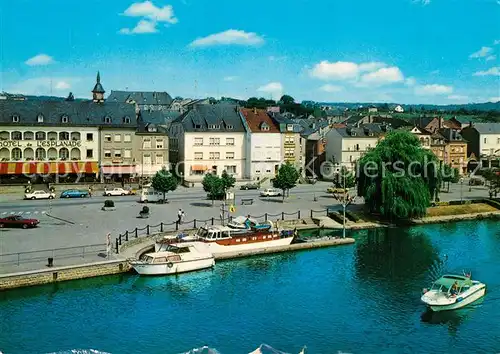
[260,122,270,131]
[12,115,19,123]
[226,125,233,130]
[123,116,131,124]
[286,124,293,132]
[37,114,44,123]
[61,115,69,123]
[104,116,111,124]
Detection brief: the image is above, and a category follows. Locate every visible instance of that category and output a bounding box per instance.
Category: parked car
[60,189,90,198]
[24,190,55,200]
[103,188,131,196]
[260,188,282,197]
[240,183,259,190]
[0,215,40,229]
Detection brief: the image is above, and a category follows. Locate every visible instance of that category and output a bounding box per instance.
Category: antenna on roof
[194,80,198,99]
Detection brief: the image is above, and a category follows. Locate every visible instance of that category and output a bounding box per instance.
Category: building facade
[169,104,246,184]
[461,123,500,168]
[241,108,282,180]
[270,113,305,175]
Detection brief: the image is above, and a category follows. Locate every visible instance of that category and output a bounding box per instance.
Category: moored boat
[421,273,486,312]
[157,223,297,257]
[129,243,215,276]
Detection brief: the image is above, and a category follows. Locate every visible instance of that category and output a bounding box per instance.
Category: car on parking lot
[60,189,90,198]
[0,215,40,229]
[103,188,131,196]
[24,190,55,200]
[240,183,260,190]
[260,188,282,197]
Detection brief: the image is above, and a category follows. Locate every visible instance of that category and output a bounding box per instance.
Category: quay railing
[0,244,107,267]
[114,208,334,254]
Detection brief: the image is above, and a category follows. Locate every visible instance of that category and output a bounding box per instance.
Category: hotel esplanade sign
[0,139,82,148]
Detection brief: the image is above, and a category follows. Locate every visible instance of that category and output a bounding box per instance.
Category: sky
[0,0,499,104]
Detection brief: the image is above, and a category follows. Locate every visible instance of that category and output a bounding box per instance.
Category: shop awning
[0,162,99,175]
[101,165,137,175]
[191,165,208,171]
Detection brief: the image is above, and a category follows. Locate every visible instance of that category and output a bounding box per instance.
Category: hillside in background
[316,101,500,112]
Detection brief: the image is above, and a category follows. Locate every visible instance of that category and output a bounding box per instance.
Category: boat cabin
[430,275,473,295]
[196,225,234,240]
[143,245,193,263]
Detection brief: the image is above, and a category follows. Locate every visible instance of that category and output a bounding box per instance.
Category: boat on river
[421,274,486,312]
[129,243,215,276]
[156,222,296,257]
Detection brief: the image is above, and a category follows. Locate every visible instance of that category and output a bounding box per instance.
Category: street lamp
[460,178,464,204]
[332,171,356,239]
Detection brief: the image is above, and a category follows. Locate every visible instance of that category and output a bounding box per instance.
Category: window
[208,124,220,129]
[114,150,122,158]
[143,138,151,149]
[156,139,164,149]
[104,116,111,124]
[143,154,152,165]
[59,148,69,160]
[86,133,93,141]
[11,148,22,160]
[12,115,19,123]
[104,134,112,142]
[104,150,112,158]
[59,132,69,141]
[124,134,132,142]
[497,138,500,144]
[114,134,121,142]
[35,132,46,140]
[124,149,132,158]
[225,165,236,174]
[35,148,46,160]
[11,131,22,140]
[155,154,163,165]
[37,114,44,123]
[484,138,487,144]
[61,115,69,123]
[226,138,235,146]
[194,152,203,160]
[287,124,294,132]
[266,169,271,173]
[226,152,235,159]
[194,138,203,146]
[123,116,131,124]
[86,149,93,158]
[209,138,220,145]
[209,152,220,160]
[23,131,34,140]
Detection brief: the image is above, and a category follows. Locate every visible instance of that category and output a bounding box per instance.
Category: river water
[1,220,499,354]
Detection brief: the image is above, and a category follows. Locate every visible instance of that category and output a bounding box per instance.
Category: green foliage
[279,95,295,105]
[442,164,460,191]
[221,170,236,192]
[272,162,300,199]
[357,130,441,221]
[104,200,114,208]
[333,166,356,188]
[152,168,178,201]
[202,173,225,205]
[483,169,500,197]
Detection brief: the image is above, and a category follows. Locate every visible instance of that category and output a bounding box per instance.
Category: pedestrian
[106,233,111,258]
[177,209,183,224]
[88,185,92,198]
[181,210,185,224]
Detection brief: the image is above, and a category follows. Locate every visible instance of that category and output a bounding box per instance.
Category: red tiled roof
[241,108,280,133]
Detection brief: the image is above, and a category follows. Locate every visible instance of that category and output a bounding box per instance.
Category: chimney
[253,107,257,114]
[449,129,452,141]
[438,117,442,129]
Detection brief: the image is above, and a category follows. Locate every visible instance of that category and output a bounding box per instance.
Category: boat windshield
[196,227,209,238]
[164,245,191,254]
[141,255,154,263]
[430,283,449,292]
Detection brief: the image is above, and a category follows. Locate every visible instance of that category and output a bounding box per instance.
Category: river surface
[1,220,499,354]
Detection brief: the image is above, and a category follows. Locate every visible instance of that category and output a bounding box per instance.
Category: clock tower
[92,71,105,103]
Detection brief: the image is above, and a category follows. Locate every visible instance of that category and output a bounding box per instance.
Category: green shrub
[141,206,149,214]
[345,210,360,222]
[104,200,115,208]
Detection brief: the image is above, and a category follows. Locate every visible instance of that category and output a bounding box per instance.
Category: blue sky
[0,0,499,104]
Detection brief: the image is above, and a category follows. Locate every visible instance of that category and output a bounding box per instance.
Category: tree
[202,173,224,205]
[221,170,236,192]
[357,130,441,222]
[272,162,300,201]
[151,168,178,202]
[442,164,460,192]
[333,166,356,189]
[279,95,295,105]
[483,169,500,198]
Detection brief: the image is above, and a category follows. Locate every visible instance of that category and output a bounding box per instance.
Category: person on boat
[244,215,253,229]
[450,281,459,296]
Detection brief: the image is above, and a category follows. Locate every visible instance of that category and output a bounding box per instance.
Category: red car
[0,215,40,229]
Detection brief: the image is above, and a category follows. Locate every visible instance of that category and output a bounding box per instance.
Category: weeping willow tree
[357,130,441,221]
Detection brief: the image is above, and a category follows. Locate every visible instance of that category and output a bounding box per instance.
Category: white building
[169,104,246,184]
[394,105,404,113]
[241,108,282,180]
[461,123,500,167]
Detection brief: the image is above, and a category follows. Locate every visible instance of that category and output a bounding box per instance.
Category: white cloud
[223,76,238,81]
[7,77,80,95]
[123,1,177,23]
[494,40,500,45]
[319,84,343,93]
[268,55,287,62]
[488,96,500,102]
[54,81,71,90]
[486,55,497,61]
[310,61,360,80]
[257,82,283,100]
[473,67,500,76]
[360,67,404,85]
[415,84,453,95]
[470,46,493,58]
[25,54,54,66]
[120,19,157,34]
[358,62,386,72]
[190,30,264,47]
[447,95,469,102]
[405,77,417,86]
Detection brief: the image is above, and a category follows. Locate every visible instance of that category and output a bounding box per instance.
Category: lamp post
[460,177,464,204]
[332,171,356,239]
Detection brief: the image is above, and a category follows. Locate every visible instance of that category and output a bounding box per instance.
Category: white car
[24,190,55,200]
[260,188,282,197]
[103,188,130,197]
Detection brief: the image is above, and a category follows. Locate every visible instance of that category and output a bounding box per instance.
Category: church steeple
[92,71,105,103]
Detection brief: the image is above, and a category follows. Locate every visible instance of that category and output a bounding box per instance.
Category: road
[0,181,490,274]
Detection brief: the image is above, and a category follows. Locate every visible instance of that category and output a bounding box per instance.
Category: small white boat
[227,215,257,229]
[421,274,486,312]
[129,243,215,276]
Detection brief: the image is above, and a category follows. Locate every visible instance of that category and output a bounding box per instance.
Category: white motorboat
[129,243,215,276]
[227,215,258,229]
[421,274,486,312]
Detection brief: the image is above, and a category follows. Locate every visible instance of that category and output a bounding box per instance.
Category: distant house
[108,90,173,113]
[394,105,404,113]
[368,106,378,113]
[448,116,471,130]
[460,123,500,168]
[169,98,210,113]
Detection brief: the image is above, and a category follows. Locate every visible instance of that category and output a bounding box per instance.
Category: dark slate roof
[0,100,137,128]
[406,116,437,128]
[335,123,388,138]
[269,112,303,133]
[438,128,467,142]
[108,90,173,106]
[172,104,246,133]
[92,72,105,94]
[471,123,500,134]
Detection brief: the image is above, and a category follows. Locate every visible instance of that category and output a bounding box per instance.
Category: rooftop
[108,90,173,106]
[471,122,500,134]
[241,108,280,133]
[172,104,246,133]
